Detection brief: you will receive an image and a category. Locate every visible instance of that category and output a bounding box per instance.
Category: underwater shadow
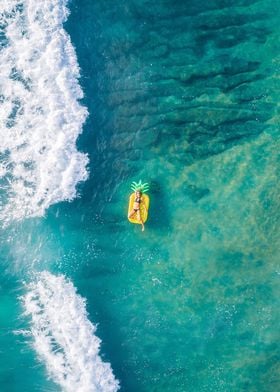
[147,179,171,234]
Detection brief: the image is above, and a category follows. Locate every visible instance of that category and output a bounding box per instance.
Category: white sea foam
[0,0,88,222]
[23,271,120,392]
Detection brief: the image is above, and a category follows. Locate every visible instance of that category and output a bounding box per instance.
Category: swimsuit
[133,197,141,212]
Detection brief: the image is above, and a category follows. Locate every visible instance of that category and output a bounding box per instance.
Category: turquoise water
[0,0,280,391]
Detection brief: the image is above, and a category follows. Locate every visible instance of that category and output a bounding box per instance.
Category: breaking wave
[23,271,120,392]
[0,0,88,223]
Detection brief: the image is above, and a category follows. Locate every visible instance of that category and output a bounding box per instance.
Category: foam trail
[23,272,120,392]
[0,0,88,223]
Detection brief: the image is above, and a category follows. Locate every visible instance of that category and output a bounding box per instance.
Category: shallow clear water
[0,0,279,391]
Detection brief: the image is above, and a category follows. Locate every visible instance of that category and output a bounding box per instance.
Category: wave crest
[23,271,120,392]
[0,0,88,222]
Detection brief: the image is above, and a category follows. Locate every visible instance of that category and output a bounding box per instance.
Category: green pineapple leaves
[131,180,149,193]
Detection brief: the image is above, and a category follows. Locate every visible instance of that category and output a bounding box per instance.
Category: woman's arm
[142,199,147,212]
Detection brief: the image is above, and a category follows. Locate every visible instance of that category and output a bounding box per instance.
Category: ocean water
[0,0,279,391]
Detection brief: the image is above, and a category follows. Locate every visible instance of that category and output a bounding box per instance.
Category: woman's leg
[137,210,145,231]
[128,209,136,219]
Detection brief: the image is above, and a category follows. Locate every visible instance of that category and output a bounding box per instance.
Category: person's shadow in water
[146,179,171,234]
